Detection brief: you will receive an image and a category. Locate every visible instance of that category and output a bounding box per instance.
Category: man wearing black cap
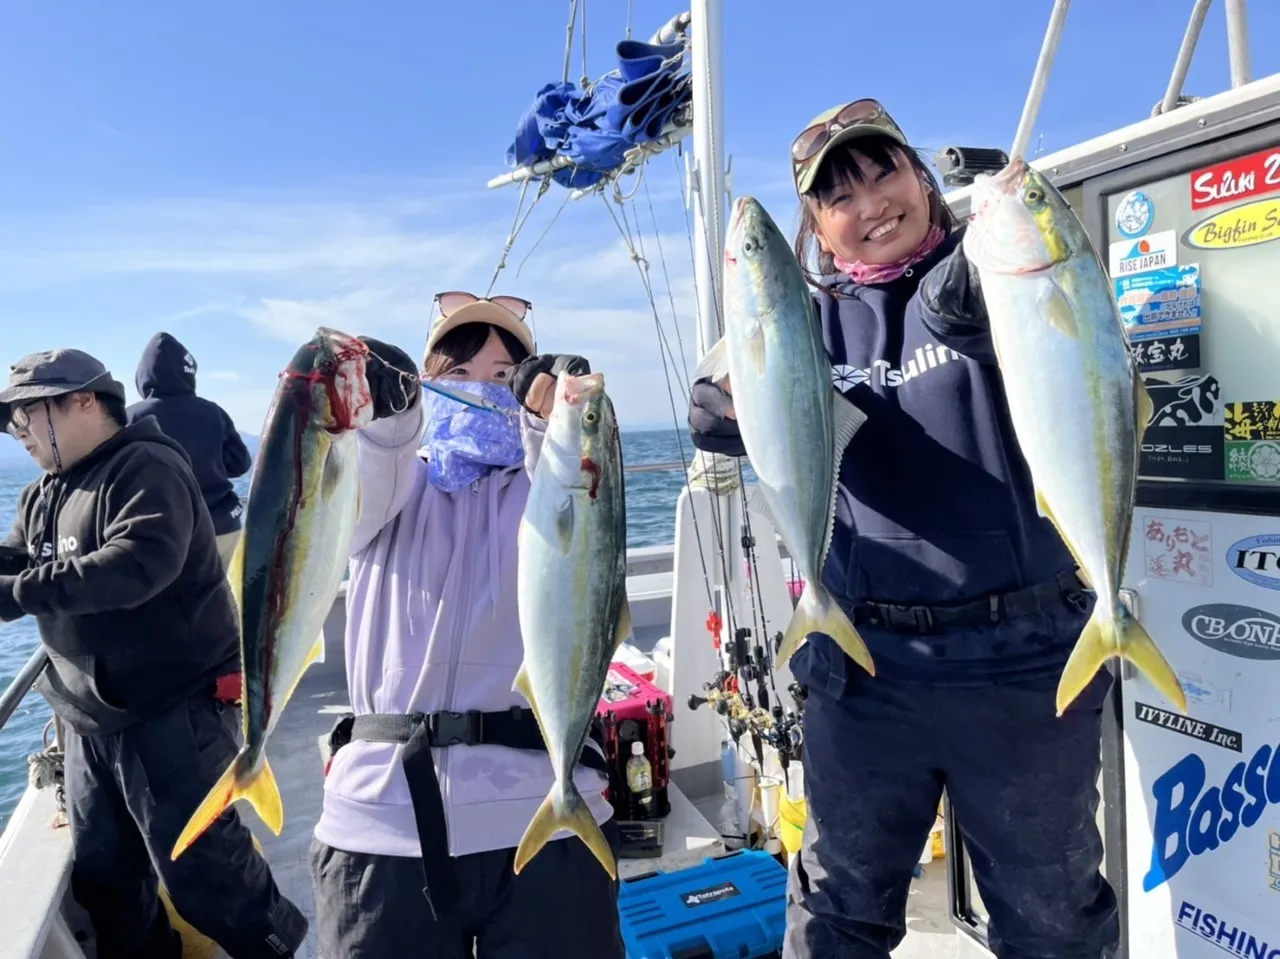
[0,349,307,958]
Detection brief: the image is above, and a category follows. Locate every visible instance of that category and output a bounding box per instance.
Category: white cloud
[0,163,749,429]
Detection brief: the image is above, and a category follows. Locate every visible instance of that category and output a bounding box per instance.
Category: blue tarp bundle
[505,36,692,190]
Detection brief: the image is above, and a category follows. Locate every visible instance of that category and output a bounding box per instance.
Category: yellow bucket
[778,792,807,857]
[159,832,266,958]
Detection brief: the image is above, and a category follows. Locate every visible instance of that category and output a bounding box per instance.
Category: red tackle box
[595,662,675,820]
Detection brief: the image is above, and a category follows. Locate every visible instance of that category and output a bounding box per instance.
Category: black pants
[784,639,1120,959]
[310,821,625,959]
[64,695,308,959]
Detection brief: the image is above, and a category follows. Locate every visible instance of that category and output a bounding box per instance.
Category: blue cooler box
[617,850,787,958]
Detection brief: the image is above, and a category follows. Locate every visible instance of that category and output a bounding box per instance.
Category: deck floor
[247,665,963,958]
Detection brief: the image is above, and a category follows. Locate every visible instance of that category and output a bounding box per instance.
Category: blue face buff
[422,380,525,493]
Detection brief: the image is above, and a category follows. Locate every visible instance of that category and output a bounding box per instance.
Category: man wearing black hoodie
[0,349,306,958]
[128,332,253,566]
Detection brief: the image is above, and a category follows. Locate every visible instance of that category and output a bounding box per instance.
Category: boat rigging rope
[28,717,67,824]
[485,177,551,301]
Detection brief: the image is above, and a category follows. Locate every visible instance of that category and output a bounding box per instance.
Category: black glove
[510,354,591,416]
[0,574,22,623]
[358,336,420,420]
[0,545,28,577]
[688,378,746,457]
[919,240,985,325]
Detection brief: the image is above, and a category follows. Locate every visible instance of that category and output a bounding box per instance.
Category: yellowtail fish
[965,158,1186,716]
[695,196,873,675]
[513,371,629,879]
[171,327,374,859]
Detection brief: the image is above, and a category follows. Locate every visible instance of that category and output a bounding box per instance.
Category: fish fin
[1134,374,1153,435]
[692,336,729,383]
[170,752,284,861]
[1038,279,1079,339]
[514,787,616,880]
[614,593,633,653]
[513,662,534,704]
[554,497,575,555]
[1034,487,1092,575]
[1056,607,1186,717]
[832,391,867,456]
[820,392,868,567]
[307,630,325,668]
[747,325,767,375]
[321,440,343,500]
[777,580,874,677]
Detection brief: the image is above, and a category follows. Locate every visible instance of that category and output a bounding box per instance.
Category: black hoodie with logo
[0,418,240,735]
[127,332,252,535]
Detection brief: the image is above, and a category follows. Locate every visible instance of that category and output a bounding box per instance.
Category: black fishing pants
[309,821,625,959]
[783,638,1120,959]
[64,694,308,959]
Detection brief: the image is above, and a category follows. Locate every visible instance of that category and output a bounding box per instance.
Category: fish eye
[742,238,756,254]
[1025,188,1044,204]
[584,411,598,424]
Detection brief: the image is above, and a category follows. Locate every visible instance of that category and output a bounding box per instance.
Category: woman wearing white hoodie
[309,293,623,958]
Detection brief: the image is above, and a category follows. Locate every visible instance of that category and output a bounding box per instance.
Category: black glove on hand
[358,336,420,420]
[919,240,985,324]
[688,378,745,457]
[0,546,28,577]
[0,574,22,623]
[510,354,591,416]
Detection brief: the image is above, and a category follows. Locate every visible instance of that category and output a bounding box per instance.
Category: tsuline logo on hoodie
[831,343,964,391]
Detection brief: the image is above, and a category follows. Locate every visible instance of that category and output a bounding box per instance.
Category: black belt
[327,707,609,921]
[853,569,1092,635]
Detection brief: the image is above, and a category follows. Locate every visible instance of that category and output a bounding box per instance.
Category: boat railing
[0,646,48,739]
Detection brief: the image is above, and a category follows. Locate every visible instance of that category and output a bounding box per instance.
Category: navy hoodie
[127,333,252,536]
[690,227,1085,684]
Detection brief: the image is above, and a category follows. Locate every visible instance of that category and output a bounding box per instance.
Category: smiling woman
[687,97,1123,959]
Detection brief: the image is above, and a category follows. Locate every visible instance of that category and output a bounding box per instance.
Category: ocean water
[0,428,703,831]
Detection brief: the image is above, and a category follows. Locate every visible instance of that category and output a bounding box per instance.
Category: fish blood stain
[581,457,601,499]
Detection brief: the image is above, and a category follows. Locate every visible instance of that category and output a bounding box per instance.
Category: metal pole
[1224,0,1252,87]
[0,647,48,733]
[1161,0,1213,114]
[1009,0,1071,161]
[690,0,726,358]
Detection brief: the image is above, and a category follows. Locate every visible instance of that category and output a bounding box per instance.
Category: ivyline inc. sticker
[1134,701,1243,753]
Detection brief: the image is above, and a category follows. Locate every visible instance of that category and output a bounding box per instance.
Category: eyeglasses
[5,400,44,438]
[790,98,888,165]
[434,291,532,322]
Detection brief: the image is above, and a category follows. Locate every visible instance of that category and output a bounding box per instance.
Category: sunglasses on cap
[790,98,889,166]
[434,291,532,322]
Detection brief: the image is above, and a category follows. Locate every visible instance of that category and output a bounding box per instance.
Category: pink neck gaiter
[833,223,946,285]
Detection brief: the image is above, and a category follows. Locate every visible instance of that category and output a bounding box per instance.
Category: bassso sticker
[1227,534,1280,591]
[1144,737,1280,891]
[1182,603,1280,660]
[1109,229,1177,277]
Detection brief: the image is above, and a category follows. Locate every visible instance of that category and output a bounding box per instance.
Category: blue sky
[1,1,1277,435]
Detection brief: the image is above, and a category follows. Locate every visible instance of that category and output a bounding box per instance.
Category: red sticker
[1189,144,1280,211]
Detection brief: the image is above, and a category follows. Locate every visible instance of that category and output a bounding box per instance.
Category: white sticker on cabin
[1109,229,1178,277]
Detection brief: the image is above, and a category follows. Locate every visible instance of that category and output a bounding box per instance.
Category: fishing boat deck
[239,580,964,959]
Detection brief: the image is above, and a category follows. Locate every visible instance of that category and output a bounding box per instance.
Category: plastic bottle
[626,741,655,819]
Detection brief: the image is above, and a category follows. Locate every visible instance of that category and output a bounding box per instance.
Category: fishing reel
[933,146,1011,187]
